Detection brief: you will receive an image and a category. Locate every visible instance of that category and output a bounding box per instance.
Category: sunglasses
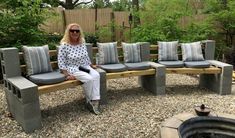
[69,29,80,33]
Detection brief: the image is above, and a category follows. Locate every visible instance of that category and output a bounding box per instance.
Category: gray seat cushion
[99,64,127,73]
[124,62,151,70]
[29,71,66,85]
[158,61,184,68]
[184,60,211,68]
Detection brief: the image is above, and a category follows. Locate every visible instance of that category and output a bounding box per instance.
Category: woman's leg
[73,66,100,102]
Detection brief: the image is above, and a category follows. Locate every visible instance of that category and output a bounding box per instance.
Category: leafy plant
[85,33,99,46]
[203,0,235,62]
[132,0,214,44]
[0,0,51,48]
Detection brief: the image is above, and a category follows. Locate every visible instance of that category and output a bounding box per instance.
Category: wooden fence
[41,8,131,42]
[41,7,208,42]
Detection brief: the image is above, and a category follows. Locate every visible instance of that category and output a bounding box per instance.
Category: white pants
[73,66,100,102]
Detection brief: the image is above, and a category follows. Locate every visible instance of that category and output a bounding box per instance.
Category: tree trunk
[65,0,74,9]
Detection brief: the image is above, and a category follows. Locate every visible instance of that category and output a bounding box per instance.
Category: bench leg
[6,77,42,133]
[199,61,233,95]
[139,64,166,95]
[96,68,107,104]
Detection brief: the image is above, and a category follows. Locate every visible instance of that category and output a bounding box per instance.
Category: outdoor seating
[155,40,233,95]
[0,42,165,133]
[0,40,232,133]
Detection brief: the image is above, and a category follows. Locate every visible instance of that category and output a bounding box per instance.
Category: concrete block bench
[151,40,233,95]
[0,42,164,133]
[0,40,232,133]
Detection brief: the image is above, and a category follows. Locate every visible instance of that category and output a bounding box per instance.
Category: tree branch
[59,1,66,7]
[74,0,94,7]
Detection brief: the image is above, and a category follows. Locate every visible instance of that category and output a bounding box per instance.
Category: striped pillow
[158,41,178,61]
[181,41,204,61]
[122,42,141,63]
[97,42,119,65]
[23,45,52,76]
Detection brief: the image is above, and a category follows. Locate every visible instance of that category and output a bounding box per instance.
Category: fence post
[95,4,98,34]
[111,12,115,41]
[61,9,66,32]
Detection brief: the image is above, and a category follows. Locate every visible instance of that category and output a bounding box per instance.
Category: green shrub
[132,0,214,44]
[85,33,99,46]
[0,0,52,48]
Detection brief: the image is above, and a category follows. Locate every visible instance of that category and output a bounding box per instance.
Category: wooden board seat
[166,66,221,74]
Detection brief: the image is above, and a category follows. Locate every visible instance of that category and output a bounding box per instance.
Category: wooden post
[110,12,115,41]
[61,9,67,32]
[95,4,98,34]
[121,22,125,42]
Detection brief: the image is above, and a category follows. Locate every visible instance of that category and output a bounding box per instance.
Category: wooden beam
[106,68,155,79]
[150,54,157,59]
[19,50,57,57]
[166,67,221,74]
[21,61,58,73]
[150,45,158,50]
[233,71,235,81]
[38,80,82,95]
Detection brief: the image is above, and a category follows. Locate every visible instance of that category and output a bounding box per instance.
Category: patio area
[0,74,235,137]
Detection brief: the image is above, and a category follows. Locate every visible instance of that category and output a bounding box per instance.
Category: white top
[58,43,91,74]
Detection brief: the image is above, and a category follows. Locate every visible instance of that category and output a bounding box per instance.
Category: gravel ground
[0,74,235,137]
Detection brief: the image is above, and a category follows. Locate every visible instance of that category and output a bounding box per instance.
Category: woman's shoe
[86,100,101,115]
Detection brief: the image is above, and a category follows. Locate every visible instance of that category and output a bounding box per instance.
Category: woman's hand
[90,64,97,69]
[66,75,76,80]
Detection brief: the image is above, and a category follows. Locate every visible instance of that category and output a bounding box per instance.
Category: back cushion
[97,42,119,65]
[181,41,204,61]
[158,41,178,61]
[23,45,52,76]
[122,42,141,63]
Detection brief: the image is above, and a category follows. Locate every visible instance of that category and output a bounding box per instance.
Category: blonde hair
[60,23,85,44]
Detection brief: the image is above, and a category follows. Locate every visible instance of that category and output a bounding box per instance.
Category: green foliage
[90,0,112,8]
[204,0,235,47]
[85,33,99,46]
[112,0,130,11]
[202,0,235,61]
[132,0,214,44]
[181,22,215,42]
[0,0,51,48]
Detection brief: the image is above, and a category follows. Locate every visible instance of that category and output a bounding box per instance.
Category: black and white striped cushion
[23,45,52,76]
[97,42,119,64]
[181,41,204,61]
[122,42,141,63]
[158,41,178,61]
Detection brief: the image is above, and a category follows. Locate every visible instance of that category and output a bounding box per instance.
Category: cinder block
[11,96,41,133]
[140,74,166,95]
[156,87,166,95]
[21,117,42,133]
[139,62,166,95]
[85,43,93,64]
[14,99,41,120]
[96,68,107,104]
[4,88,15,116]
[7,76,38,104]
[157,75,166,87]
[202,40,215,60]
[140,42,150,61]
[156,67,165,76]
[0,48,21,78]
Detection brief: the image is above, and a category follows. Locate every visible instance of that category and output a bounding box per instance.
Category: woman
[58,23,101,115]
